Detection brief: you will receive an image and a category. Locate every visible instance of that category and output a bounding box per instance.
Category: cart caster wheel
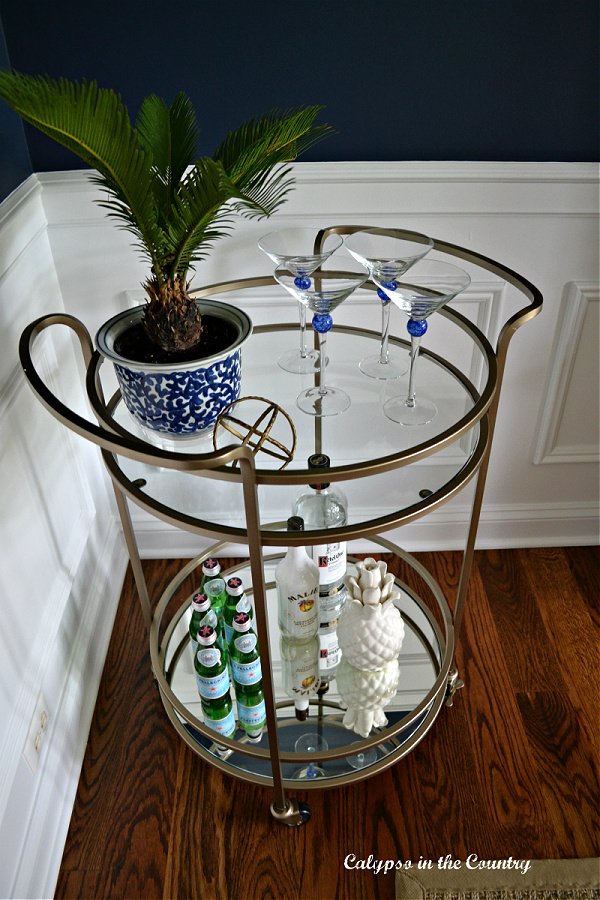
[270,798,311,826]
[289,802,311,826]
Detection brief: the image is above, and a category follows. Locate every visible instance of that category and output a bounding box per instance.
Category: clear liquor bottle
[275,516,319,644]
[292,454,348,687]
[229,612,266,742]
[194,625,236,740]
[189,591,218,658]
[223,577,253,648]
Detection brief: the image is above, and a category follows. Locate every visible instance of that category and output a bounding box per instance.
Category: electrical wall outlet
[22,692,48,775]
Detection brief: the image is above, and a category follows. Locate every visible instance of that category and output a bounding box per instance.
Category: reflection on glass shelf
[165,557,441,783]
[178,706,431,782]
[108,329,484,472]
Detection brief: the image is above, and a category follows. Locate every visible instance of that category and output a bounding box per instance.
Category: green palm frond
[213,105,333,217]
[135,92,199,226]
[0,71,165,274]
[163,157,240,277]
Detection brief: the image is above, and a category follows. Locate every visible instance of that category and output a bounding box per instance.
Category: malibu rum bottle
[275,516,319,644]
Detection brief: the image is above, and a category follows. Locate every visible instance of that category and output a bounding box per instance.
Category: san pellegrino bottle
[194,625,236,740]
[280,636,320,721]
[203,577,228,655]
[292,454,348,686]
[229,612,266,742]
[275,516,319,644]
[200,558,221,592]
[223,577,253,648]
[189,591,218,657]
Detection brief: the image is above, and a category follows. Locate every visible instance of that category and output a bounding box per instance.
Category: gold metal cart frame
[19,232,542,826]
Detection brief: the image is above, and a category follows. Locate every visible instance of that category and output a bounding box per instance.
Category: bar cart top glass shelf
[19,232,542,820]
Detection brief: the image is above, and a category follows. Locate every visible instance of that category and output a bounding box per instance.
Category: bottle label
[234,634,257,654]
[319,630,341,672]
[203,707,236,738]
[279,585,319,639]
[231,657,262,686]
[237,698,266,731]
[282,654,320,697]
[314,542,347,585]
[196,653,230,699]
[200,609,218,629]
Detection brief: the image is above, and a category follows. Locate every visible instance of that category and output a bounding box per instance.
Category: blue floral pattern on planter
[115,349,242,436]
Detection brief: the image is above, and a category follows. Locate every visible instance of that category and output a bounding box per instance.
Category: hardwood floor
[55,547,599,900]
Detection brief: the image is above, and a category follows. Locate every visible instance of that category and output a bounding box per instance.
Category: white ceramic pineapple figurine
[335,558,405,737]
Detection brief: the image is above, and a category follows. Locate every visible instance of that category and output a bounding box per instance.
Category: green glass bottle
[223,577,253,648]
[199,558,221,592]
[203,577,228,656]
[194,625,236,740]
[229,612,266,742]
[189,591,217,657]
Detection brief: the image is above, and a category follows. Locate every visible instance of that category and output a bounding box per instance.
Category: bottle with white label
[229,612,265,742]
[292,454,348,686]
[280,636,320,721]
[275,516,319,644]
[189,591,218,658]
[194,625,236,741]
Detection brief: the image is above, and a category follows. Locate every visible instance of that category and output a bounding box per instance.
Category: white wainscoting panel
[533,281,600,465]
[0,176,128,900]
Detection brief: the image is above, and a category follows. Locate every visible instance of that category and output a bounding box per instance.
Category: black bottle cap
[287,516,305,532]
[308,453,330,490]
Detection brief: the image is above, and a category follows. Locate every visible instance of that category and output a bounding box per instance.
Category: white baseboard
[128,500,599,560]
[3,521,128,900]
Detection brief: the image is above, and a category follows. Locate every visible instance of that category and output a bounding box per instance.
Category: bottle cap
[308,453,330,489]
[192,591,210,611]
[204,577,226,598]
[202,558,220,575]
[226,577,244,596]
[294,698,309,721]
[233,612,252,632]
[287,516,305,532]
[196,625,216,646]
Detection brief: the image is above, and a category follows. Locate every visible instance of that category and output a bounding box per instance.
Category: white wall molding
[533,281,600,465]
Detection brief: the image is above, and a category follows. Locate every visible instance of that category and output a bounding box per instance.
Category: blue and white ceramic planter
[96,301,252,439]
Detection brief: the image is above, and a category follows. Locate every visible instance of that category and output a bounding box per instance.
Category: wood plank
[450,553,546,825]
[516,689,600,857]
[517,547,600,748]
[475,549,564,693]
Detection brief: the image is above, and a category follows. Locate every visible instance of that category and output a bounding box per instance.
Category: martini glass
[258,227,343,373]
[374,259,471,426]
[274,259,369,416]
[345,229,434,380]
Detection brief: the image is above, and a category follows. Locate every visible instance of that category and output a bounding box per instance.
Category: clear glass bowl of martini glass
[374,259,471,426]
[258,227,343,373]
[274,257,369,417]
[344,228,434,380]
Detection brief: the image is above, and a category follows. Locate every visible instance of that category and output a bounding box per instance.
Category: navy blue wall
[0,16,31,199]
[0,0,598,192]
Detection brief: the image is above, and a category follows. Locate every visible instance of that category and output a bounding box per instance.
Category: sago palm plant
[0,71,331,355]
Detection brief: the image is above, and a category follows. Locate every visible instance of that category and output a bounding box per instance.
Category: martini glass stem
[318,331,328,396]
[405,317,428,409]
[298,303,308,358]
[379,300,391,365]
[313,313,333,398]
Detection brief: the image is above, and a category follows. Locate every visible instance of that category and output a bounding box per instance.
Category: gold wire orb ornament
[213,396,297,469]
